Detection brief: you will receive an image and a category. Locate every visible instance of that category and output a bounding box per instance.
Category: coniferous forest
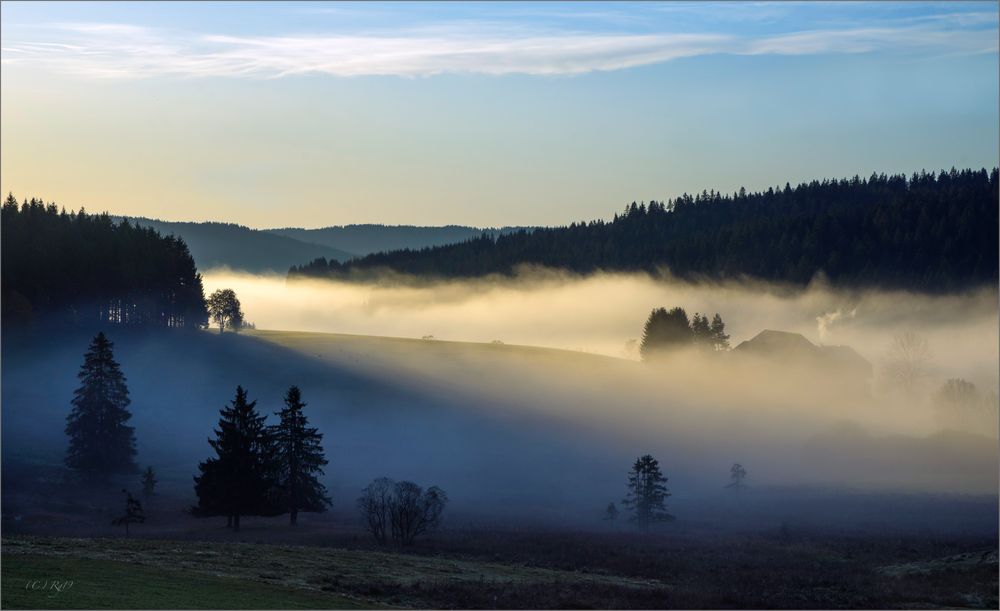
[1,195,208,327]
[290,168,999,291]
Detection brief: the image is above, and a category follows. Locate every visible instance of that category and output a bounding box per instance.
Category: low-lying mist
[2,268,996,534]
[194,268,998,499]
[205,268,998,389]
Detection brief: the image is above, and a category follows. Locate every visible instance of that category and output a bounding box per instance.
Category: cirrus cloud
[2,18,997,79]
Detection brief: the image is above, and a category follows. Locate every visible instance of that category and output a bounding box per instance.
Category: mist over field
[171,267,999,516]
[205,268,999,388]
[6,267,996,531]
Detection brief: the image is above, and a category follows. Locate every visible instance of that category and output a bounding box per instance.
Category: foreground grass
[4,534,996,609]
[2,536,666,609]
[2,554,373,610]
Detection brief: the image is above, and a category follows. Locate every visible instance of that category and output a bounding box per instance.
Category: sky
[1,1,997,228]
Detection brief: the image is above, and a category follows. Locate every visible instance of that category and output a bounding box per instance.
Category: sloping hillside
[2,327,996,531]
[127,218,354,273]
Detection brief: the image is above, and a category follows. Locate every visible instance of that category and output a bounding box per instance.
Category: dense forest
[290,168,999,291]
[2,195,207,327]
[270,224,532,257]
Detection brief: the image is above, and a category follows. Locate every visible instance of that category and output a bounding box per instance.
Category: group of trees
[607,457,749,530]
[932,378,1000,433]
[194,386,331,530]
[2,195,208,327]
[640,307,729,360]
[290,168,999,292]
[61,332,330,533]
[357,478,448,546]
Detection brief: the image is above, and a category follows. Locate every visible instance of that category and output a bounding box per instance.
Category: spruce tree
[65,332,137,479]
[691,313,712,348]
[193,386,279,531]
[710,314,730,351]
[141,466,158,497]
[112,489,145,538]
[272,386,331,525]
[622,454,674,531]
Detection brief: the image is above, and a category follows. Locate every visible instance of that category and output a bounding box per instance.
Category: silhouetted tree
[883,331,932,393]
[691,313,712,348]
[935,379,978,407]
[389,481,448,546]
[932,378,997,432]
[622,454,674,531]
[357,478,448,546]
[65,333,137,480]
[640,307,692,359]
[710,314,730,351]
[357,477,393,545]
[272,386,331,525]
[112,489,145,538]
[603,502,620,527]
[193,386,279,531]
[206,289,244,333]
[726,463,747,490]
[141,466,158,497]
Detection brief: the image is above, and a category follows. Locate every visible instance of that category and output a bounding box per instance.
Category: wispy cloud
[2,18,996,79]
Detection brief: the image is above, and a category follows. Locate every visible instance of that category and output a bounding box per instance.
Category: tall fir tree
[272,386,331,525]
[65,332,137,479]
[691,313,713,348]
[193,386,279,531]
[622,454,674,531]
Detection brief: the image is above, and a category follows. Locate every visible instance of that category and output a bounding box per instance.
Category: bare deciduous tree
[882,331,932,393]
[358,478,448,546]
[389,481,447,546]
[357,477,394,545]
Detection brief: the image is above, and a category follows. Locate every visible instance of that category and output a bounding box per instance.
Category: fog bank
[205,269,999,389]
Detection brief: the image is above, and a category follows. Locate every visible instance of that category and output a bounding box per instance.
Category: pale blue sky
[1,1,997,227]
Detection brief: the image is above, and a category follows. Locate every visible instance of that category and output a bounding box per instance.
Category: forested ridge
[290,168,999,291]
[2,195,207,327]
[270,224,532,257]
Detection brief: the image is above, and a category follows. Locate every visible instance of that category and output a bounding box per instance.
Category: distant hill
[289,168,999,292]
[126,218,354,274]
[122,220,533,274]
[269,224,533,257]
